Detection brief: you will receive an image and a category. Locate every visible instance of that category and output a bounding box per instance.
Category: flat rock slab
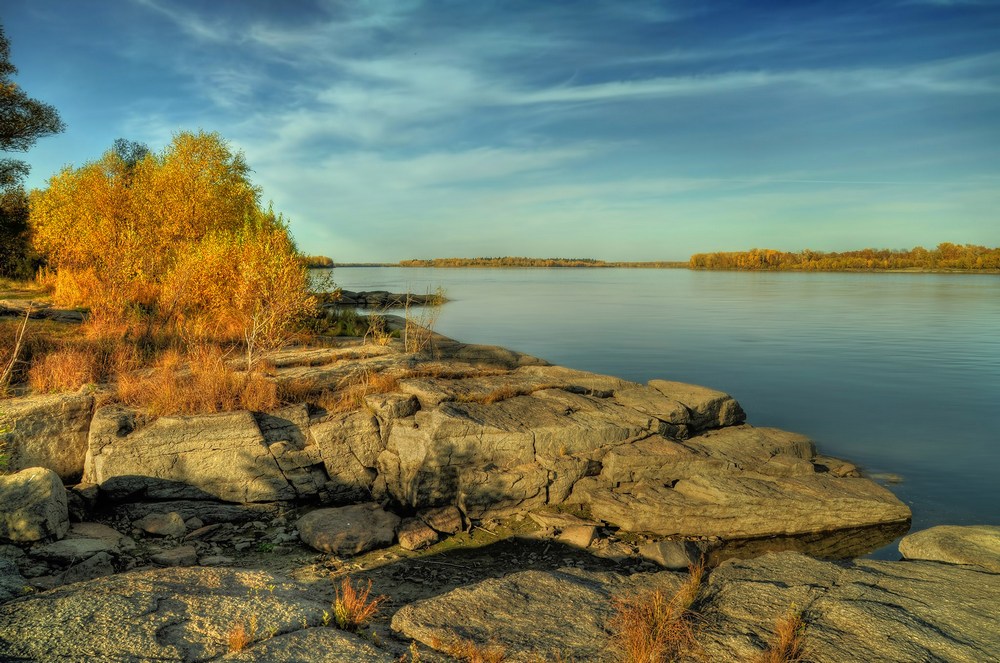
[297,503,401,555]
[392,568,684,661]
[899,525,1000,572]
[698,552,1000,663]
[0,566,390,661]
[2,392,94,481]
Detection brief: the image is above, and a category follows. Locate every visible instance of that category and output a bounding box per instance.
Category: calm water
[318,267,1000,558]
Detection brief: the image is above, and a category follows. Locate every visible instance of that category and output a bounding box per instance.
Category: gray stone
[311,411,383,503]
[297,504,400,555]
[0,567,343,661]
[60,551,115,584]
[638,539,703,570]
[220,627,395,662]
[31,537,114,564]
[647,379,746,431]
[397,518,438,551]
[86,407,296,503]
[419,505,463,534]
[198,554,235,566]
[150,545,199,567]
[0,467,69,543]
[557,525,597,548]
[119,500,278,525]
[899,525,1000,572]
[0,558,27,604]
[134,511,187,538]
[2,392,94,482]
[392,568,684,661]
[697,552,1000,662]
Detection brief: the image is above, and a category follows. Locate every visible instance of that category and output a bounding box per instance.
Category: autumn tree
[0,25,64,278]
[30,131,315,352]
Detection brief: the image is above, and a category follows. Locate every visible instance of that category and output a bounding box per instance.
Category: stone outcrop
[0,566,392,662]
[2,391,94,481]
[0,467,69,543]
[899,525,1000,572]
[393,552,1000,662]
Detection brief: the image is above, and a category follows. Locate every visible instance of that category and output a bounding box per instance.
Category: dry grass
[332,577,385,632]
[753,611,807,663]
[455,382,561,405]
[430,637,506,663]
[319,369,400,413]
[609,561,705,663]
[116,346,278,415]
[27,347,101,392]
[227,622,252,653]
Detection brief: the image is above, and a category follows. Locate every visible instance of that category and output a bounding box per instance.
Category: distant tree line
[398,257,687,268]
[300,255,334,268]
[689,244,1000,272]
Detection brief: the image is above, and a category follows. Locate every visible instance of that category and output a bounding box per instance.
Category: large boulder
[2,392,94,482]
[0,566,393,661]
[297,503,400,555]
[0,467,69,543]
[899,525,1000,573]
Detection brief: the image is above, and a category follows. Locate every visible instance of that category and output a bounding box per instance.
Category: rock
[60,551,115,584]
[31,537,114,564]
[392,568,684,661]
[86,407,298,503]
[1,392,94,481]
[899,525,1000,572]
[585,472,911,541]
[219,627,395,662]
[419,506,463,534]
[66,482,99,522]
[198,555,234,566]
[638,539,704,570]
[68,522,134,552]
[150,545,198,567]
[647,379,746,431]
[397,518,438,551]
[297,504,400,555]
[527,510,601,530]
[0,567,350,661]
[0,558,27,604]
[133,512,187,538]
[256,405,328,498]
[119,500,278,525]
[434,342,548,369]
[0,467,69,543]
[557,525,597,548]
[697,552,1000,662]
[311,411,383,503]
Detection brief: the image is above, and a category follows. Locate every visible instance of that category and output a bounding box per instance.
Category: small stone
[133,512,186,538]
[184,517,204,530]
[398,519,439,551]
[297,503,401,556]
[557,525,597,549]
[60,552,115,584]
[150,545,198,567]
[198,555,234,566]
[419,506,463,535]
[638,539,702,570]
[184,523,224,541]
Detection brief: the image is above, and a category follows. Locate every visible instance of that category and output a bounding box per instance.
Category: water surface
[318,267,1000,558]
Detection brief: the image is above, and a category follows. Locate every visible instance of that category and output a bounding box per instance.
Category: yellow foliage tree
[29,131,315,352]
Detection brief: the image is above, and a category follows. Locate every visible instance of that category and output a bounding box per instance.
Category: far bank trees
[30,131,315,365]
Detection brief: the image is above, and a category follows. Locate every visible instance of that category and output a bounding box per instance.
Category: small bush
[227,623,251,653]
[332,577,384,632]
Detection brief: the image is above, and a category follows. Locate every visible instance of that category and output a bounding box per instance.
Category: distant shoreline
[316,263,1000,274]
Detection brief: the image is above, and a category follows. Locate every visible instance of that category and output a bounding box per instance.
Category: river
[315,267,1000,558]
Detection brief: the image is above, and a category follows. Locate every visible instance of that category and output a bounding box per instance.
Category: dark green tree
[0,24,64,278]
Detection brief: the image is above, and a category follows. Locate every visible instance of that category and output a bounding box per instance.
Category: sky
[2,0,999,262]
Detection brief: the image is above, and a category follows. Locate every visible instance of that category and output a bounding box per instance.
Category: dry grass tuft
[430,636,506,663]
[321,369,400,413]
[27,347,101,393]
[116,346,278,415]
[332,577,385,632]
[753,610,807,663]
[227,623,252,653]
[609,561,705,663]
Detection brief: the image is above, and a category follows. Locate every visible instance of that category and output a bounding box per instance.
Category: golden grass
[430,637,507,663]
[116,347,278,415]
[227,623,252,653]
[753,611,807,663]
[455,382,561,405]
[609,561,705,663]
[332,577,385,632]
[27,347,101,393]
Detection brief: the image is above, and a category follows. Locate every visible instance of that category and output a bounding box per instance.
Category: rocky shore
[1,323,998,661]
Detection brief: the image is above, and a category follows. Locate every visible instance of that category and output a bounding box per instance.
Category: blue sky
[3,0,999,261]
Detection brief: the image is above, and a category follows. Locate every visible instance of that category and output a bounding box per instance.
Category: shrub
[753,610,807,663]
[331,577,384,632]
[27,347,100,392]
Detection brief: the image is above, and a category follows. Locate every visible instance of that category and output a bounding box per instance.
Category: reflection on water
[317,268,1000,559]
